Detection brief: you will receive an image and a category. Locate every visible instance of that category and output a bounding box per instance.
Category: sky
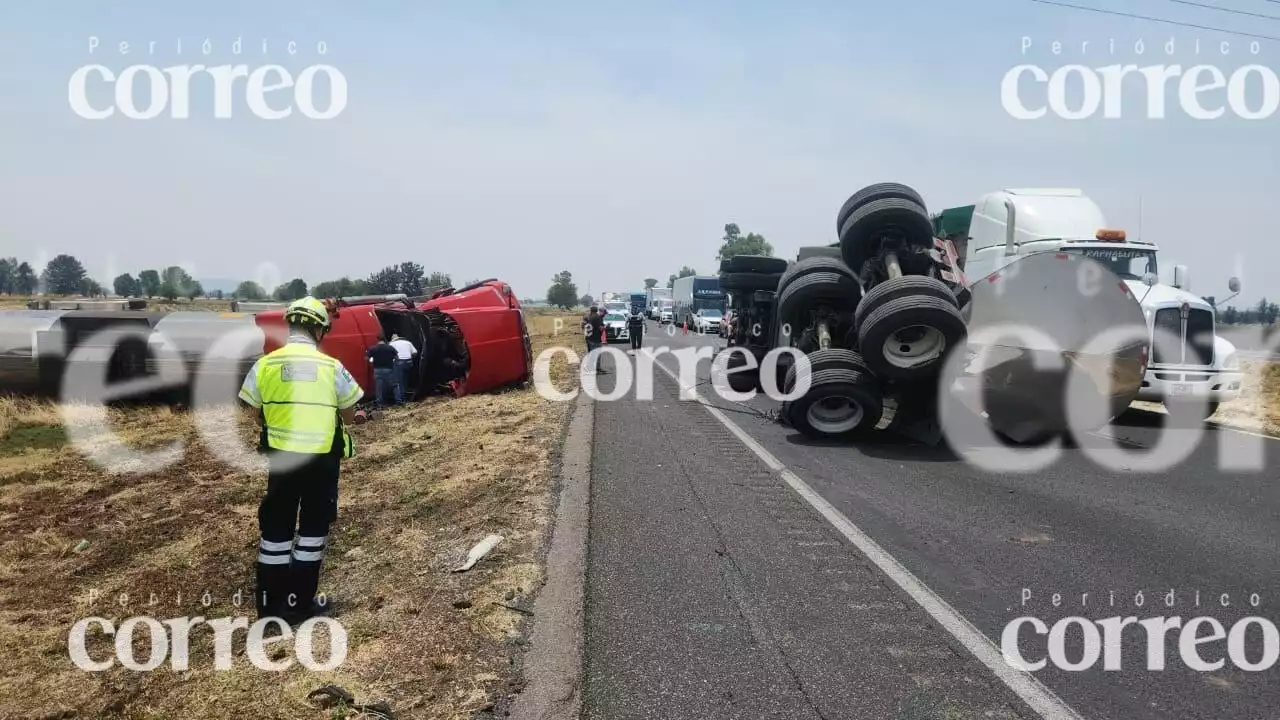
[0,0,1276,305]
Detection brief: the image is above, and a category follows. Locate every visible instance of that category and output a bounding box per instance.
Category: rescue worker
[366,335,397,408]
[388,333,418,403]
[238,296,363,623]
[627,306,645,351]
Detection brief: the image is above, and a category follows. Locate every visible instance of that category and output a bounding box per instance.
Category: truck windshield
[1065,247,1157,280]
[698,309,722,318]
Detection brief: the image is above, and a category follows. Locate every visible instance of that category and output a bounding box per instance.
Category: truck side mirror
[1172,265,1189,290]
[1142,272,1157,287]
[1228,276,1241,293]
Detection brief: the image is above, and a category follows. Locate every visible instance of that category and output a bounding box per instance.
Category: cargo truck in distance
[646,287,672,319]
[937,188,1242,421]
[719,182,1151,444]
[628,291,648,316]
[672,275,725,329]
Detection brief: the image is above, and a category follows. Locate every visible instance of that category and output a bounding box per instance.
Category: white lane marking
[1205,421,1280,441]
[650,355,1086,720]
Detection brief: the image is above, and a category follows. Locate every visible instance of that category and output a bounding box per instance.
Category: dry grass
[0,312,582,719]
[1212,360,1280,435]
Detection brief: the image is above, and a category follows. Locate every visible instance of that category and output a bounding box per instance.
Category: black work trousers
[255,450,340,619]
[629,326,643,348]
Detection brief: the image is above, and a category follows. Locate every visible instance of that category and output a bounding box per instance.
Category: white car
[692,308,723,333]
[602,312,630,343]
[659,309,674,324]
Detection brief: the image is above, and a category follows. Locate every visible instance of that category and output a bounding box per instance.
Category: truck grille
[1151,308,1214,366]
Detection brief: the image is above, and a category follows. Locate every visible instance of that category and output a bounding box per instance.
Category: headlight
[1223,352,1239,370]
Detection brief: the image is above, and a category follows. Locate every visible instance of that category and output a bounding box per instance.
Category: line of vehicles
[712,185,1243,441]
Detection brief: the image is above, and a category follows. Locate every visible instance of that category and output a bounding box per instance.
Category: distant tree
[398,261,425,296]
[186,280,204,300]
[273,278,309,301]
[233,280,266,300]
[0,257,15,294]
[717,223,773,261]
[112,273,140,297]
[212,289,224,300]
[14,262,36,295]
[546,270,578,310]
[79,278,105,297]
[42,254,87,294]
[1268,302,1280,326]
[366,265,402,294]
[159,280,179,301]
[313,278,352,298]
[139,269,161,298]
[644,278,658,289]
[579,294,594,307]
[426,272,452,289]
[668,266,696,288]
[1222,306,1239,325]
[158,266,200,299]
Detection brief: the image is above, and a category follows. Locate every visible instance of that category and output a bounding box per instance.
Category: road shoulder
[510,391,594,720]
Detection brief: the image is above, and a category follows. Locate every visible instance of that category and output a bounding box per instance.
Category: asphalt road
[581,321,1280,720]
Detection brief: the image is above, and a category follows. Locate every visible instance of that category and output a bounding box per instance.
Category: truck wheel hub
[806,396,864,433]
[883,325,945,368]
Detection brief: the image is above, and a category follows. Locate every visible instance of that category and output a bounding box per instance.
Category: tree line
[664,223,774,287]
[1219,298,1280,326]
[0,254,454,303]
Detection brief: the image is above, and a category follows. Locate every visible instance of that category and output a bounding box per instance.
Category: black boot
[255,561,291,620]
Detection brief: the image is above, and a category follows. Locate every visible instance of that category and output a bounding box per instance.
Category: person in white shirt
[388,334,418,404]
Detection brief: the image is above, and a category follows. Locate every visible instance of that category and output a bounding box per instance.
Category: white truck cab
[954,188,1242,419]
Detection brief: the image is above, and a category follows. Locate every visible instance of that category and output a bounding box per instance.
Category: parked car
[603,312,630,343]
[659,308,674,324]
[692,308,723,333]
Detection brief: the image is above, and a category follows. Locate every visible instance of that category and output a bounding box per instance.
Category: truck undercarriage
[719,183,1150,444]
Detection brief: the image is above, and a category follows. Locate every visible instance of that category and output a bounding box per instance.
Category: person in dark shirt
[366,336,399,407]
[582,307,607,374]
[627,309,645,350]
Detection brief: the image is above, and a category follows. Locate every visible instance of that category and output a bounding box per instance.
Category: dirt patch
[0,312,582,719]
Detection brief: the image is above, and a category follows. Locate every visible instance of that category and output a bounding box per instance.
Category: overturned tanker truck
[719,183,1149,443]
[0,279,534,404]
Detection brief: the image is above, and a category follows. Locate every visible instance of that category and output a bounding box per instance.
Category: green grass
[0,424,67,454]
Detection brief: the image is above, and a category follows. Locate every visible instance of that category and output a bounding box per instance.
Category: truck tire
[857,294,965,381]
[720,255,789,274]
[724,351,760,392]
[782,348,872,394]
[839,197,935,273]
[776,256,856,297]
[776,272,861,331]
[836,182,926,235]
[720,271,783,292]
[782,365,883,438]
[854,275,958,331]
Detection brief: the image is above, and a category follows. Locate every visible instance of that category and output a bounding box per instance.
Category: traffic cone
[682,320,688,335]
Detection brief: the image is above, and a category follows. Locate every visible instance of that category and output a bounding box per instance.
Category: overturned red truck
[0,279,534,403]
